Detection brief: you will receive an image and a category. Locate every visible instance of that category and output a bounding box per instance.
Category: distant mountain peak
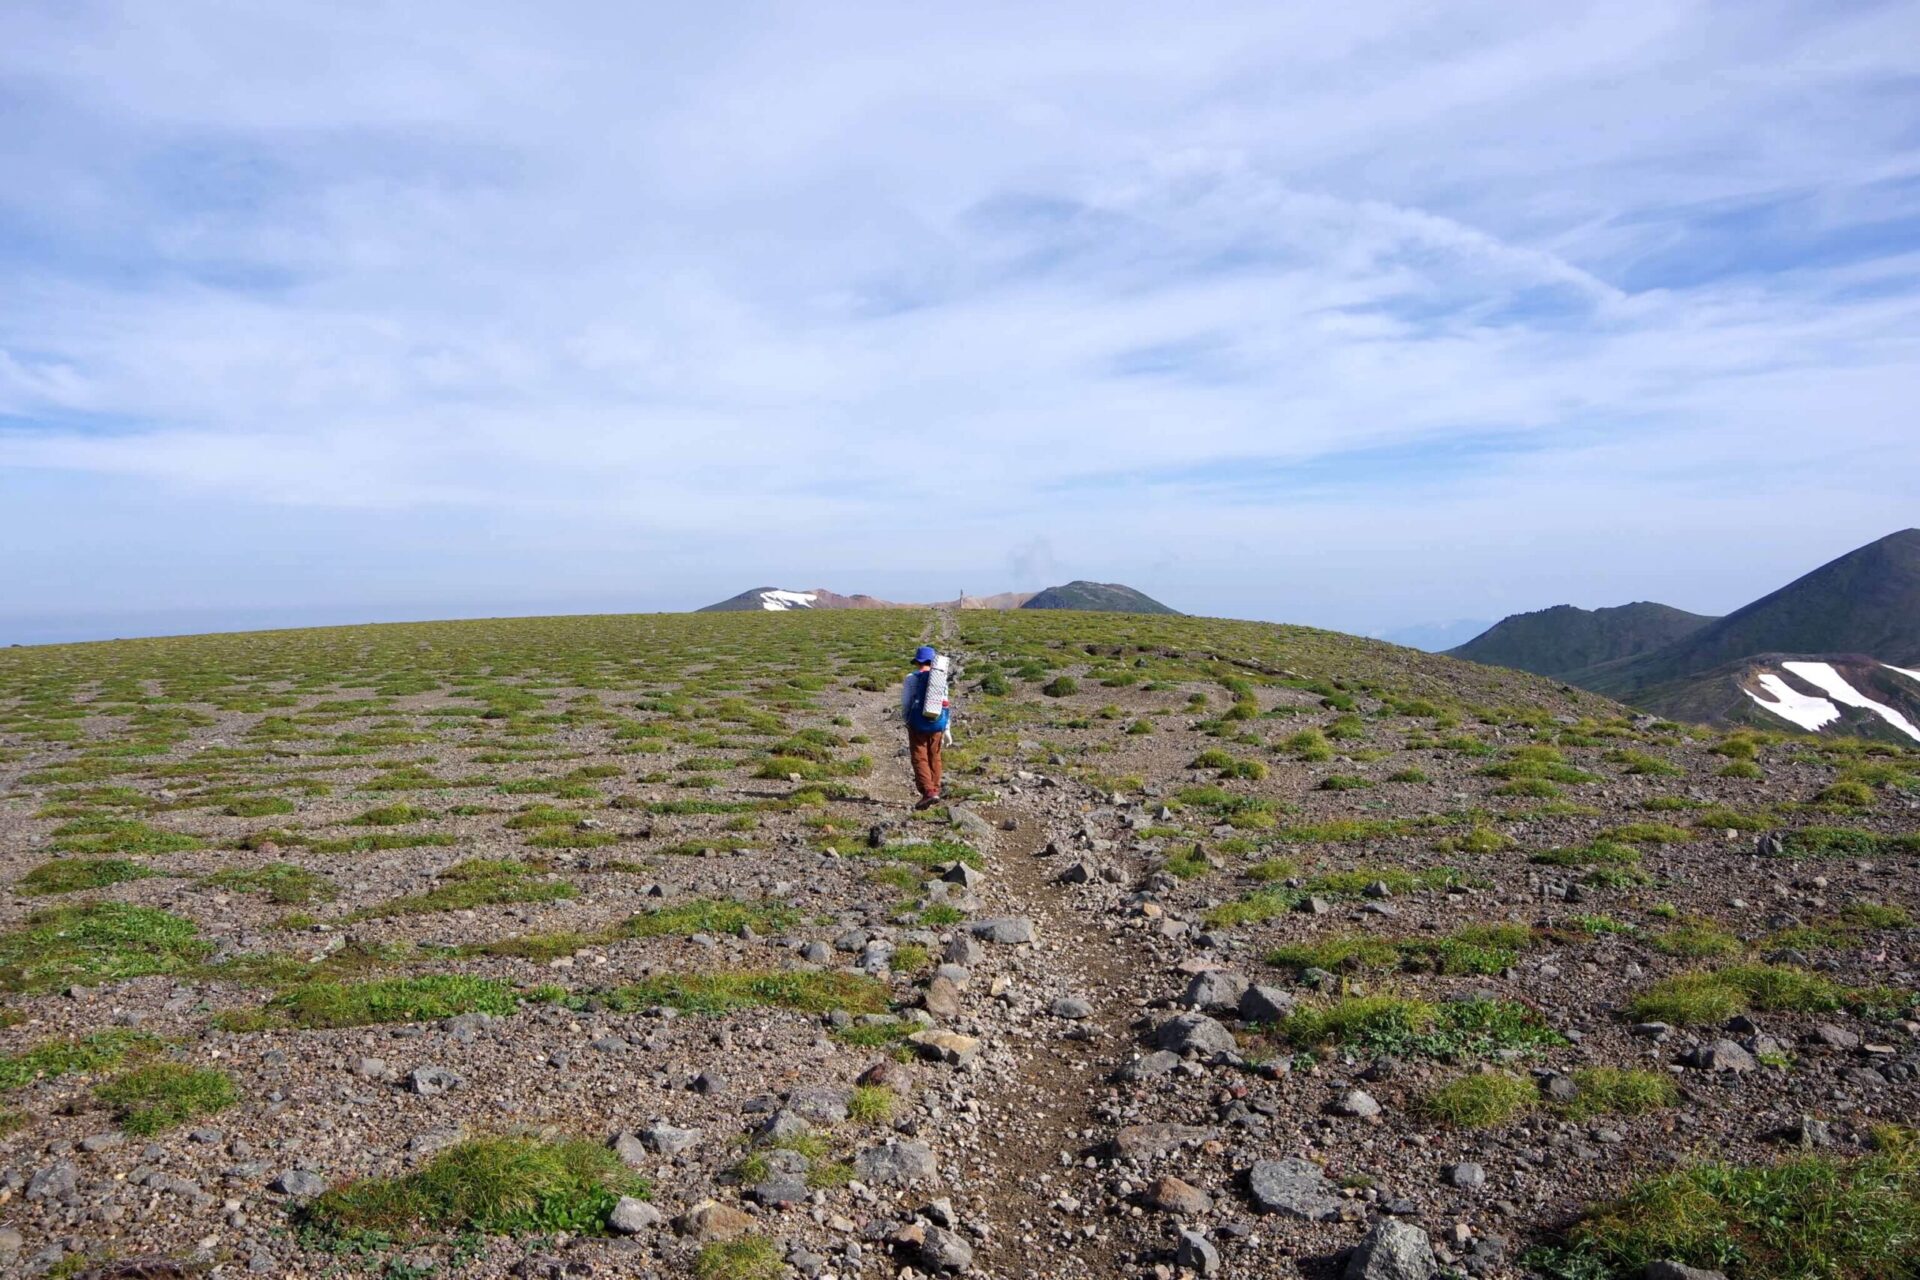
[1019,581,1179,614]
[1449,529,1920,741]
[1446,601,1717,678]
[696,579,1177,615]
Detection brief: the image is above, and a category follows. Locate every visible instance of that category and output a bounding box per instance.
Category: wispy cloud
[2,0,1918,640]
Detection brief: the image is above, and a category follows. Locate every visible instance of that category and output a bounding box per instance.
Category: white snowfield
[758,590,818,612]
[1887,664,1920,684]
[1745,673,1842,732]
[1782,661,1920,742]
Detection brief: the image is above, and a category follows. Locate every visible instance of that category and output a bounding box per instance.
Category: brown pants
[908,727,944,799]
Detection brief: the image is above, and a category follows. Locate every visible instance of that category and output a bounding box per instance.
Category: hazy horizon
[6,3,1918,647]
[5,526,1904,648]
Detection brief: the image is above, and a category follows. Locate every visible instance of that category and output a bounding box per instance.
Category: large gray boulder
[970,916,1036,945]
[1155,1013,1237,1057]
[1182,969,1251,1012]
[1246,1157,1343,1221]
[855,1139,938,1186]
[1344,1219,1437,1280]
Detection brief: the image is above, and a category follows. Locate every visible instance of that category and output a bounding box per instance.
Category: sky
[3,1,1919,646]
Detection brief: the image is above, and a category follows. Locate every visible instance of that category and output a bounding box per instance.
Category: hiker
[902,644,951,809]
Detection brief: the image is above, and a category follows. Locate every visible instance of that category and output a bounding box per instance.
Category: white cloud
[2,0,1918,636]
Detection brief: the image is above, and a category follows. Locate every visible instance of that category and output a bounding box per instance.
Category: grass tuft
[1422,1072,1536,1127]
[15,857,158,897]
[695,1236,783,1280]
[0,902,211,993]
[303,1135,647,1240]
[245,975,522,1030]
[95,1062,238,1134]
[1560,1143,1920,1280]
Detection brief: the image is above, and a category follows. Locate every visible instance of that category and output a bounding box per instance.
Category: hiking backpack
[920,654,950,722]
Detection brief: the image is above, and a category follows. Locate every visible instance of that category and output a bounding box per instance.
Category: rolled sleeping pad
[921,654,950,720]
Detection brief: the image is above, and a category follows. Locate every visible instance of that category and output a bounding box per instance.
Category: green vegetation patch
[695,1236,784,1280]
[349,859,576,920]
[566,971,889,1017]
[1627,964,1905,1026]
[0,1029,160,1090]
[1600,823,1693,845]
[0,902,212,993]
[1554,1141,1920,1280]
[1771,827,1920,858]
[246,974,522,1030]
[15,857,159,897]
[1560,1067,1680,1122]
[1268,923,1533,977]
[1283,994,1564,1058]
[1422,1072,1536,1128]
[303,1135,647,1241]
[614,899,800,939]
[95,1062,237,1134]
[353,803,437,826]
[205,862,336,904]
[51,817,202,857]
[1531,840,1641,868]
[1649,919,1742,959]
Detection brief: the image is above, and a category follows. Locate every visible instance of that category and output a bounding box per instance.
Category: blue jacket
[902,669,951,733]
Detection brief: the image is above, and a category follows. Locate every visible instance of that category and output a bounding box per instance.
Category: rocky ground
[0,609,1914,1279]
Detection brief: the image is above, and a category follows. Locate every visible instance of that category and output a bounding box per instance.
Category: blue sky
[3,1,1918,645]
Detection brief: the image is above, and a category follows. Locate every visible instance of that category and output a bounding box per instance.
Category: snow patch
[1745,673,1842,732]
[758,590,818,612]
[1781,661,1920,743]
[1886,664,1920,684]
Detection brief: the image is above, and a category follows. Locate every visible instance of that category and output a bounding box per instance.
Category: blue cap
[914,645,936,664]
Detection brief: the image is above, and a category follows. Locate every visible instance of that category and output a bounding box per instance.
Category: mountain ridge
[1447,529,1920,741]
[1447,601,1717,677]
[1571,528,1920,695]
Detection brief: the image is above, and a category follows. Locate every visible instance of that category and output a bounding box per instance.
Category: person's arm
[901,674,914,715]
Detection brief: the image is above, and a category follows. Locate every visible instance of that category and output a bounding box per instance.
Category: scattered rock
[1644,1263,1730,1280]
[270,1170,328,1198]
[1176,1228,1222,1276]
[1117,1050,1182,1082]
[408,1066,462,1096]
[1444,1162,1486,1189]
[1246,1157,1343,1220]
[907,1028,981,1067]
[676,1200,754,1242]
[1144,1175,1213,1215]
[640,1121,701,1155]
[855,1139,938,1186]
[1182,970,1250,1012]
[1114,1123,1217,1160]
[1239,984,1296,1023]
[1334,1089,1382,1118]
[921,976,964,1020]
[969,916,1036,945]
[1344,1218,1438,1280]
[1810,1023,1860,1050]
[26,1160,77,1202]
[1154,1013,1237,1057]
[608,1196,660,1234]
[914,1225,974,1273]
[1687,1040,1757,1073]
